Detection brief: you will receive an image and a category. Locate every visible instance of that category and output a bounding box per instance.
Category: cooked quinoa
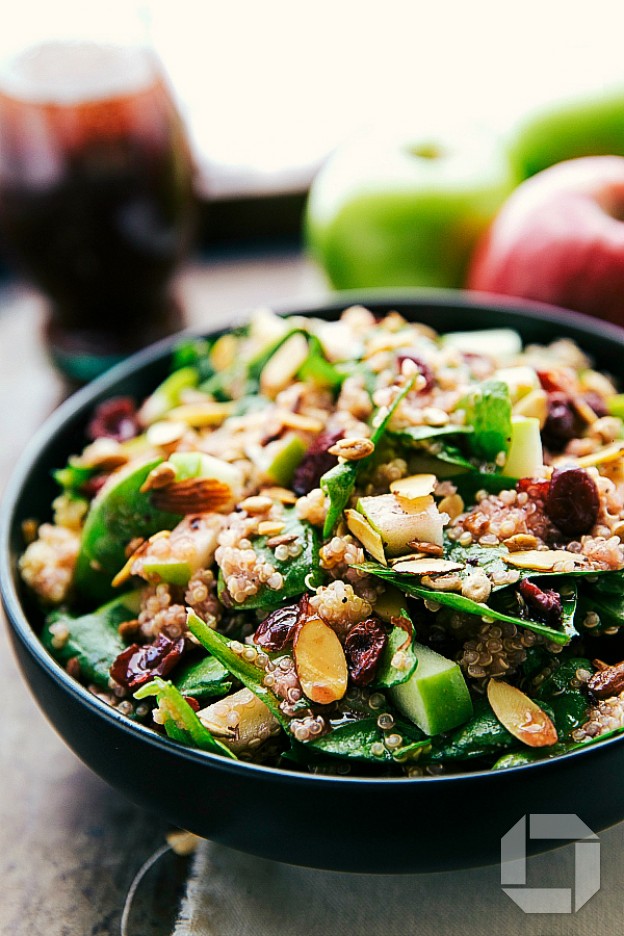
[20,305,624,775]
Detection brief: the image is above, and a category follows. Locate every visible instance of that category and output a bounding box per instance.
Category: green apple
[502,415,544,479]
[390,641,473,736]
[357,493,444,556]
[305,128,518,290]
[509,86,624,180]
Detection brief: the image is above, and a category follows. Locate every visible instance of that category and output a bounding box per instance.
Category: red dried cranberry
[545,466,600,537]
[541,392,582,452]
[518,579,563,627]
[184,695,201,712]
[292,429,343,496]
[537,370,564,393]
[253,601,302,651]
[396,351,434,391]
[344,618,388,687]
[87,396,139,443]
[583,391,608,419]
[110,634,186,689]
[80,473,109,498]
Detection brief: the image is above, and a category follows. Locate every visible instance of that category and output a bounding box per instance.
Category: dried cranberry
[537,370,564,393]
[583,391,608,419]
[292,429,343,496]
[541,392,582,452]
[184,695,201,712]
[545,466,600,537]
[80,473,109,498]
[396,351,434,391]
[254,601,302,651]
[110,634,186,689]
[518,579,563,627]
[344,618,388,687]
[87,396,139,443]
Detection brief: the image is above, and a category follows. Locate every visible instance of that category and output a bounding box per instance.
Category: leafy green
[532,655,593,740]
[297,334,345,389]
[577,570,624,633]
[139,366,200,424]
[307,716,429,763]
[134,676,236,758]
[42,591,141,687]
[171,338,215,381]
[424,699,517,762]
[464,379,512,463]
[321,376,415,537]
[492,723,624,770]
[389,425,473,445]
[355,562,571,645]
[186,611,287,727]
[74,459,182,604]
[53,463,97,497]
[174,655,232,701]
[374,612,418,688]
[217,507,321,611]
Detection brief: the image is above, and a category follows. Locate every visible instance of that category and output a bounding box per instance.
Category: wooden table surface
[0,250,326,936]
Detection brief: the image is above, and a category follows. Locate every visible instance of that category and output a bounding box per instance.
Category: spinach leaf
[186,611,287,727]
[577,570,624,632]
[216,507,321,611]
[492,722,624,770]
[464,379,512,463]
[532,655,592,740]
[389,425,473,445]
[424,699,517,762]
[174,654,232,701]
[134,676,236,758]
[321,376,415,536]
[74,459,182,604]
[307,716,429,763]
[354,562,571,645]
[171,337,215,381]
[42,591,141,687]
[374,612,418,688]
[53,463,97,497]
[297,335,345,390]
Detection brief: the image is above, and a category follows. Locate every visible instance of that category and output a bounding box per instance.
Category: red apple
[467,155,624,327]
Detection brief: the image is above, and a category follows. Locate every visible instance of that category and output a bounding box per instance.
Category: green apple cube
[256,432,308,486]
[502,415,544,479]
[441,328,522,361]
[390,642,473,736]
[140,559,193,587]
[357,493,444,556]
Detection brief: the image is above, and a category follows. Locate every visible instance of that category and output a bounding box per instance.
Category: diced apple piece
[512,388,548,427]
[494,365,540,403]
[198,687,281,755]
[357,493,444,556]
[345,509,387,564]
[442,328,522,361]
[251,432,308,486]
[501,415,544,479]
[390,642,473,736]
[293,617,348,705]
[139,514,220,586]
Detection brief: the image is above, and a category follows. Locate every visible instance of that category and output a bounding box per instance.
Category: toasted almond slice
[390,473,437,501]
[504,549,587,572]
[573,442,624,469]
[487,679,558,748]
[259,486,297,505]
[150,478,234,514]
[260,333,310,398]
[140,461,177,492]
[293,616,348,705]
[210,333,238,372]
[391,557,464,576]
[328,437,375,461]
[503,533,540,552]
[74,437,129,471]
[258,520,286,537]
[146,420,187,449]
[345,509,387,565]
[389,553,427,565]
[167,401,235,427]
[278,410,326,434]
[572,395,599,425]
[408,540,444,557]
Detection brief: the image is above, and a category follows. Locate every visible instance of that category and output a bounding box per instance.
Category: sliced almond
[503,533,540,552]
[260,333,309,398]
[487,679,558,748]
[388,553,427,565]
[258,520,286,537]
[167,401,234,427]
[140,461,177,492]
[571,442,624,469]
[278,410,326,434]
[293,616,349,705]
[391,557,464,576]
[74,438,129,471]
[504,549,587,572]
[259,486,297,505]
[146,420,187,449]
[390,473,437,501]
[150,478,234,514]
[512,388,549,428]
[210,333,238,372]
[345,509,387,565]
[328,437,375,461]
[408,540,444,557]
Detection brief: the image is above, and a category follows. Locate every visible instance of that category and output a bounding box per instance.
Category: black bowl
[3,289,624,874]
